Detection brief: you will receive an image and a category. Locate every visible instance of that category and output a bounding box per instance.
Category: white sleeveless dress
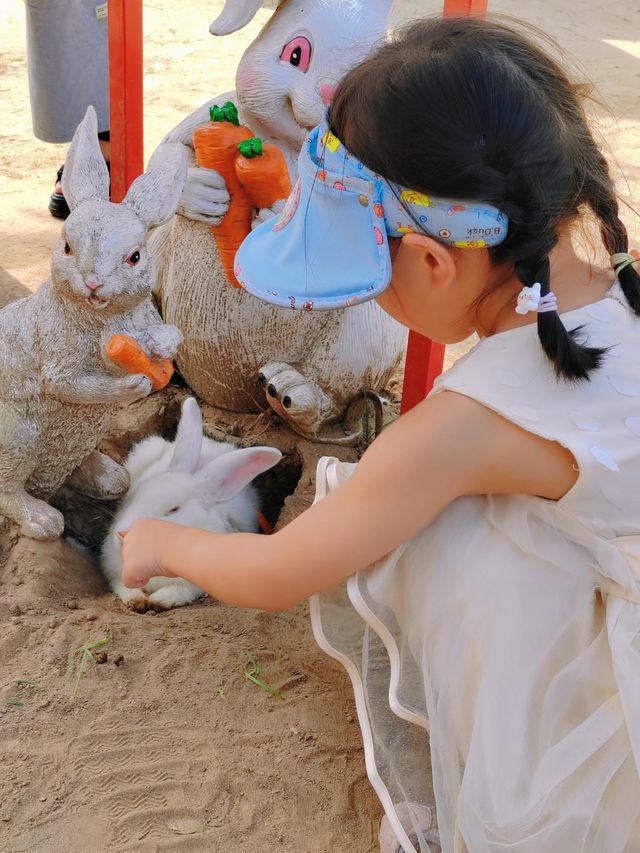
[310,282,640,853]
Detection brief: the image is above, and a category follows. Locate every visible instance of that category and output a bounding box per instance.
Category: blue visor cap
[234,118,509,311]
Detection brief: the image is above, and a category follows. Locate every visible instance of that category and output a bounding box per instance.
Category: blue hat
[234,117,509,311]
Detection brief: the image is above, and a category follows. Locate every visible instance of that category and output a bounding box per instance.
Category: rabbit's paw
[111,581,150,612]
[117,374,153,405]
[146,581,205,611]
[251,199,286,230]
[177,163,230,225]
[258,362,332,438]
[21,501,65,541]
[0,492,65,540]
[145,324,183,360]
[68,451,130,500]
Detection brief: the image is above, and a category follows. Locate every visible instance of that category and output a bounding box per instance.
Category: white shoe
[379,803,441,853]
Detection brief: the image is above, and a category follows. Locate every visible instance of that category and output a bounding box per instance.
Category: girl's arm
[121,390,577,610]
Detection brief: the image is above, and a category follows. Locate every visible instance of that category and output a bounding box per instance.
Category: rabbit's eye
[63,241,73,256]
[280,36,312,73]
[127,250,141,266]
[166,507,180,515]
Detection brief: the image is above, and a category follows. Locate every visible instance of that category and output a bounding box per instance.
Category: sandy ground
[0,1,639,851]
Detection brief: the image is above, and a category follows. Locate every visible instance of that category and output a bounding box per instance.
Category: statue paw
[9,498,65,541]
[258,362,332,438]
[68,451,130,500]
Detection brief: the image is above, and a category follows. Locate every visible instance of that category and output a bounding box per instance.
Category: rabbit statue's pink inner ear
[60,105,110,211]
[209,0,266,35]
[197,447,282,503]
[168,398,203,473]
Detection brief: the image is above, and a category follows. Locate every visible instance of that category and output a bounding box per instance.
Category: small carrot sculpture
[193,102,254,287]
[234,137,292,210]
[105,335,174,390]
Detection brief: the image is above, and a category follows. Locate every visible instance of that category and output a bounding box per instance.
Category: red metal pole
[400,0,488,413]
[108,0,144,202]
[443,0,489,15]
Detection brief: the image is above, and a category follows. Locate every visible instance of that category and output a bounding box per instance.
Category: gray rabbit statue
[0,106,187,540]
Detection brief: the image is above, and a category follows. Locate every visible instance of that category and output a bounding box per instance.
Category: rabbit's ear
[197,447,282,503]
[371,0,396,13]
[122,143,188,229]
[169,398,203,474]
[356,0,395,15]
[61,106,110,211]
[209,0,266,36]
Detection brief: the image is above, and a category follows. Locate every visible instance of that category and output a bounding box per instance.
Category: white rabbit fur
[101,397,282,611]
[0,106,187,540]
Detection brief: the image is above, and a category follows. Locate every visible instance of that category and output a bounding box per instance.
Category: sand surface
[0,1,639,851]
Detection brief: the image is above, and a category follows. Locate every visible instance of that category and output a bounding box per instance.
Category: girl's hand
[120,519,178,588]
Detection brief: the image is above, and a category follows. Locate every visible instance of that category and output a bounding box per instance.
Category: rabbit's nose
[85,276,102,292]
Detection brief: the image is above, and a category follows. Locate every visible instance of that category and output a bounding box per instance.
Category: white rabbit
[0,106,187,540]
[150,0,407,442]
[101,397,282,611]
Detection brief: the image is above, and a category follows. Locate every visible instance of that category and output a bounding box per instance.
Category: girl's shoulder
[432,283,640,526]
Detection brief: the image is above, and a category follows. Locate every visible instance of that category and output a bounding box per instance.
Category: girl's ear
[401,233,457,289]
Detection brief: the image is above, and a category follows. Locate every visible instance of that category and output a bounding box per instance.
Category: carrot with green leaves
[192,102,254,287]
[193,103,293,288]
[234,137,292,210]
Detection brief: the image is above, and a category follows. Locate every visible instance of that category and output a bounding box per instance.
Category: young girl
[121,17,640,853]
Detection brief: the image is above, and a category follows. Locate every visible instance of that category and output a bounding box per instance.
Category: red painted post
[400,0,488,413]
[108,0,144,202]
[443,0,488,15]
[401,332,449,412]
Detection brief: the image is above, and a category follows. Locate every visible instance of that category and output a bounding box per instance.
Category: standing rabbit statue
[101,397,282,611]
[0,107,187,540]
[150,0,407,441]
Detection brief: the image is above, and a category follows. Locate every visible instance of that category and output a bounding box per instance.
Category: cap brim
[234,130,393,311]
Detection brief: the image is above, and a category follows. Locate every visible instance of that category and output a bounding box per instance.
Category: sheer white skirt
[310,458,640,853]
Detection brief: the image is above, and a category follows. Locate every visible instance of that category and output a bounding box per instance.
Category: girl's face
[376,234,491,344]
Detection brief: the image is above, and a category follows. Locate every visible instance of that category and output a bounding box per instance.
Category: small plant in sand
[243,656,283,699]
[72,634,112,698]
[3,678,38,708]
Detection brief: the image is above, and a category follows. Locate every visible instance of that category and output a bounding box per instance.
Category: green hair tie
[209,101,239,126]
[238,138,264,159]
[610,252,639,276]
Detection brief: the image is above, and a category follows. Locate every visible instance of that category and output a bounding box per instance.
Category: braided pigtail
[515,254,608,381]
[585,146,640,315]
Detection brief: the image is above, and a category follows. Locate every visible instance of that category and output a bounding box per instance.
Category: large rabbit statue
[0,107,187,540]
[151,0,407,441]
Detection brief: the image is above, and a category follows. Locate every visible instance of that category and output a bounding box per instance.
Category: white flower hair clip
[515,282,558,315]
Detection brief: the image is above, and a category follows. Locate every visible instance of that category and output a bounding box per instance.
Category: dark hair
[329,16,640,380]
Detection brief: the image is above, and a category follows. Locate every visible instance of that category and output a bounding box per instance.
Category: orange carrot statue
[193,103,292,288]
[105,335,174,390]
[234,137,292,210]
[192,102,254,288]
